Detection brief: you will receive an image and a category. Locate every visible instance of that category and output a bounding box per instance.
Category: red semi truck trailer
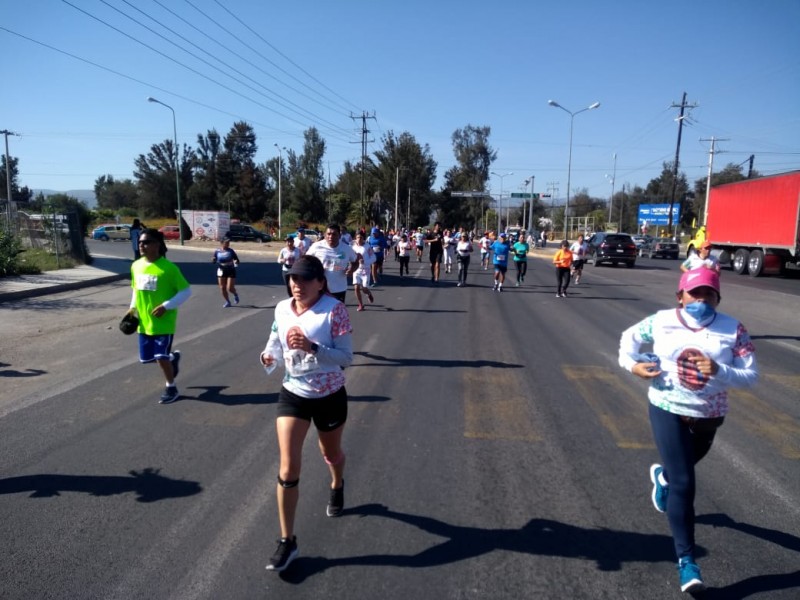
[687,171,800,277]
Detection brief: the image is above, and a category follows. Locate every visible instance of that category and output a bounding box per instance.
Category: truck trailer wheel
[732,249,750,275]
[747,249,764,277]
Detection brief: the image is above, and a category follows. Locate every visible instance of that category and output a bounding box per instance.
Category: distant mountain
[33,189,96,207]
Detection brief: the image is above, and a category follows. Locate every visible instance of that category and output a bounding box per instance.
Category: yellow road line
[463,370,541,442]
[730,386,800,459]
[563,366,654,449]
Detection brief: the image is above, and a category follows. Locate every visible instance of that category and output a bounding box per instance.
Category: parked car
[225,223,272,243]
[158,225,181,240]
[586,232,637,268]
[631,234,653,249]
[92,224,131,241]
[287,228,321,243]
[640,237,680,259]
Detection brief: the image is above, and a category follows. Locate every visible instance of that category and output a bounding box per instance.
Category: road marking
[563,366,654,449]
[463,370,541,442]
[730,382,800,459]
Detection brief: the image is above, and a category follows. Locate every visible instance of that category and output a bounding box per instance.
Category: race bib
[134,273,158,292]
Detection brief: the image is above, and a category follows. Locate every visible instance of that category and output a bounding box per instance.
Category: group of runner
[124,222,760,593]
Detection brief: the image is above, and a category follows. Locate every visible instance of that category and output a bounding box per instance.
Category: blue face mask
[684,301,715,321]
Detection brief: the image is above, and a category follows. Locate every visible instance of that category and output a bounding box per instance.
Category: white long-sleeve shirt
[262,294,353,398]
[619,308,758,418]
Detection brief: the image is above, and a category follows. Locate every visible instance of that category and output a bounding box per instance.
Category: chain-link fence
[15,210,86,264]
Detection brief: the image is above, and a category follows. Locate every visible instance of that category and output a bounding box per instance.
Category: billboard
[637,203,680,226]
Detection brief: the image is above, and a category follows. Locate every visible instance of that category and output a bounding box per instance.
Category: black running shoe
[159,386,179,404]
[327,482,344,517]
[265,536,298,572]
[171,350,181,379]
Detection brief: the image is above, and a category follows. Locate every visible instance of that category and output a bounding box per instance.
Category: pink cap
[679,268,720,294]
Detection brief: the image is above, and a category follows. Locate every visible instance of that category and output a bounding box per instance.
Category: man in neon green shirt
[128,229,192,404]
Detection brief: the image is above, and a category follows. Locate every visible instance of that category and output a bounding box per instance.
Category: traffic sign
[510,193,540,199]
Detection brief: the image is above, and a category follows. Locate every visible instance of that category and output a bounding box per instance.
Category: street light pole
[148,97,183,245]
[548,99,600,239]
[274,144,282,238]
[491,171,513,232]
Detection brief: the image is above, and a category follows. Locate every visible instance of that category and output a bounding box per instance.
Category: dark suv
[586,232,637,268]
[225,223,272,243]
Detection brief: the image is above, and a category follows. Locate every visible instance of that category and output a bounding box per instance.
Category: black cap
[287,255,325,279]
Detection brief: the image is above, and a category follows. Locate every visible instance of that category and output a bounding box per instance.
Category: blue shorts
[138,333,174,363]
[493,264,507,273]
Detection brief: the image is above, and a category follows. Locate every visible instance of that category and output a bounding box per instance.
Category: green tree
[370,131,437,230]
[286,127,327,224]
[133,138,193,218]
[645,161,689,228]
[216,122,268,222]
[188,129,223,211]
[1,155,33,204]
[94,175,139,211]
[441,125,496,229]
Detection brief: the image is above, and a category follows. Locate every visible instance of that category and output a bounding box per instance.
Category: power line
[63,0,352,143]
[114,0,352,137]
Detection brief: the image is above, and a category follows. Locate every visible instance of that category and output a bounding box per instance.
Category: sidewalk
[0,264,128,303]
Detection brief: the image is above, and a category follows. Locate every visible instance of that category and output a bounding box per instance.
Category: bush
[0,229,24,277]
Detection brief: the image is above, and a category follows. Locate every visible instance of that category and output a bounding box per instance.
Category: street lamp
[491,171,513,232]
[274,144,283,238]
[147,96,183,245]
[548,99,600,239]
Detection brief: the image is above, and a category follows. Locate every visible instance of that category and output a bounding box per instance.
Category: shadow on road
[185,385,279,406]
[0,468,202,503]
[352,351,523,369]
[0,362,47,378]
[279,502,679,582]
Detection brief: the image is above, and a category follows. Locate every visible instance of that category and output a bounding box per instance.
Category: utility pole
[668,93,698,237]
[700,136,728,227]
[607,153,617,223]
[1,130,20,229]
[350,111,376,226]
[747,154,755,178]
[547,181,559,225]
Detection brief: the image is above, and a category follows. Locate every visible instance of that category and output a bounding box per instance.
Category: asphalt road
[1,241,798,599]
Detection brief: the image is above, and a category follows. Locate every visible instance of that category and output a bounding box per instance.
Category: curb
[0,272,128,303]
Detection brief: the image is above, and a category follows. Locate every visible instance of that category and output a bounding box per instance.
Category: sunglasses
[138,239,156,246]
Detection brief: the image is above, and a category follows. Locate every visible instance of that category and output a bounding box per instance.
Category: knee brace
[277,476,299,488]
[323,452,345,466]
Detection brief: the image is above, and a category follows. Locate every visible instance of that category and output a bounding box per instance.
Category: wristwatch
[310,342,319,354]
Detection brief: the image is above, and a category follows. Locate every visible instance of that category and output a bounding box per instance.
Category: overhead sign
[637,203,680,226]
[510,193,540,199]
[451,191,489,197]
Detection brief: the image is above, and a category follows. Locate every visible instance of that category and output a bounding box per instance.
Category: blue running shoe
[233,294,240,305]
[223,301,231,308]
[159,386,179,404]
[171,350,181,380]
[678,556,705,593]
[650,463,668,513]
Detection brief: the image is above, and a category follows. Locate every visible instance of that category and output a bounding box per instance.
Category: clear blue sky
[3,0,799,205]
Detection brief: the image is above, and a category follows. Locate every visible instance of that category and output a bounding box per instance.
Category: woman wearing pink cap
[618,268,758,593]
